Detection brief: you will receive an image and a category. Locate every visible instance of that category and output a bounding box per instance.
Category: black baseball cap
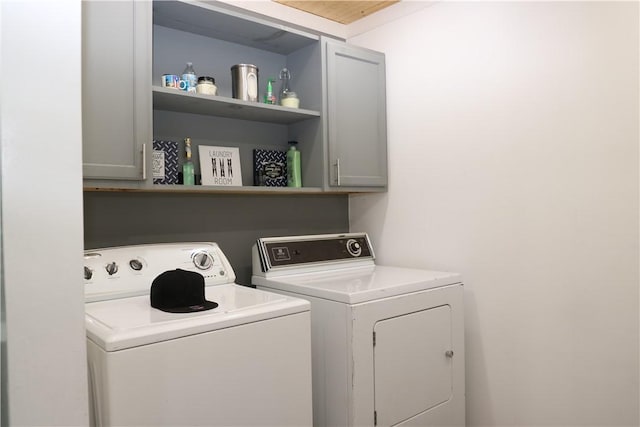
[150,269,218,313]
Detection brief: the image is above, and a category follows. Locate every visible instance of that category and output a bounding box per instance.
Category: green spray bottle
[264,78,276,104]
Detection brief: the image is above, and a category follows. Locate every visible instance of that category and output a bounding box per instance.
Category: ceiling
[273,1,400,24]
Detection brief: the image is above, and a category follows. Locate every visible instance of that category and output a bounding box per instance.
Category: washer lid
[85,284,309,351]
[252,265,462,304]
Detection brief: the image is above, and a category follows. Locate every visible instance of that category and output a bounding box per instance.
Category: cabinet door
[82,1,151,180]
[326,39,387,188]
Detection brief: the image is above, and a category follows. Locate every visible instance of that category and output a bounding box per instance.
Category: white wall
[349,2,639,426]
[0,1,88,425]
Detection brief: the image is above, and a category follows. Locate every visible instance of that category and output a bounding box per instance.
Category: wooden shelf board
[83,184,327,195]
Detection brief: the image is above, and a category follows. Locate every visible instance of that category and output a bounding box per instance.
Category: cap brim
[154,300,219,314]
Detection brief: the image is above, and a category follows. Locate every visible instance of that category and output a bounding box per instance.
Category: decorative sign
[253,149,287,186]
[198,145,243,186]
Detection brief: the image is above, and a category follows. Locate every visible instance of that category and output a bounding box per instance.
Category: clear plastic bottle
[278,68,291,104]
[183,137,195,185]
[182,62,197,93]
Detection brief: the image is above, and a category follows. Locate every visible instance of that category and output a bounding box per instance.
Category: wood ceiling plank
[273,1,399,24]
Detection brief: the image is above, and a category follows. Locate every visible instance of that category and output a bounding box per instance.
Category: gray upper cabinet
[82,1,387,193]
[325,38,387,189]
[82,1,151,180]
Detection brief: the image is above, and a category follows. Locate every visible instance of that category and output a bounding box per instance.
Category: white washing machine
[84,242,312,427]
[252,233,465,427]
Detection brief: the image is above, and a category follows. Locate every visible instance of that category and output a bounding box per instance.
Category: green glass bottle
[183,137,195,185]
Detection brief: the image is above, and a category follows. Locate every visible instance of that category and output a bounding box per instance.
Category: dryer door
[373,305,452,426]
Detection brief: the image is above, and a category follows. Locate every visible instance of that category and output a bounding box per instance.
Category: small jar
[280,91,300,108]
[196,76,217,95]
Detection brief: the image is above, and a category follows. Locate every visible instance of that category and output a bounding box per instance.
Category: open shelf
[153,86,320,124]
[84,183,327,195]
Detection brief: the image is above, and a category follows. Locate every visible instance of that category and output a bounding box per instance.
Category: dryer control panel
[255,233,375,272]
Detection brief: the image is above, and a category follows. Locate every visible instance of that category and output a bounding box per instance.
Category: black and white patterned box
[152,140,179,184]
[253,149,287,186]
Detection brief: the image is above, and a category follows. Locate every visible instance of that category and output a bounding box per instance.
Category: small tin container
[162,74,179,89]
[196,76,217,95]
[280,92,300,108]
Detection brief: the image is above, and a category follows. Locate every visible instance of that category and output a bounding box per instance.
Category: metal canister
[231,64,259,102]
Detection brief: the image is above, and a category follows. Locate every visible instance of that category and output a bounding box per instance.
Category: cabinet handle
[142,143,146,180]
[335,158,341,186]
[445,350,454,358]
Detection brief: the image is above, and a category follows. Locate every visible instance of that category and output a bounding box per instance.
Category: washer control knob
[129,259,143,271]
[84,266,93,281]
[346,239,362,257]
[193,251,213,270]
[105,262,118,276]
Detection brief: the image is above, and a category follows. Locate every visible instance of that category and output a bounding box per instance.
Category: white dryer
[84,242,312,427]
[252,233,465,427]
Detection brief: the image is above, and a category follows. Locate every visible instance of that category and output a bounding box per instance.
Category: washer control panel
[256,233,374,271]
[84,242,235,302]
